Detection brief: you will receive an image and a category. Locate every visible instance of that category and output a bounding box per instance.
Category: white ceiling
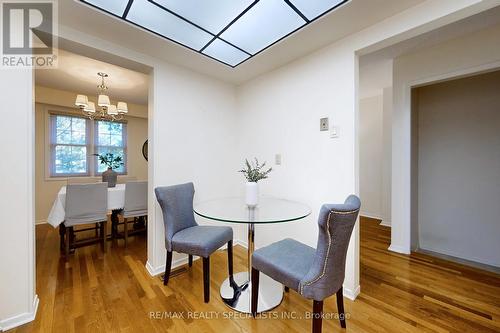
[35,49,149,105]
[58,0,425,84]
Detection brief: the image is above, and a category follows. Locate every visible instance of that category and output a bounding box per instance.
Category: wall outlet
[320,117,329,131]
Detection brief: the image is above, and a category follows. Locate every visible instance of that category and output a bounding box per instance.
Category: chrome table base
[220,220,284,313]
[220,272,284,313]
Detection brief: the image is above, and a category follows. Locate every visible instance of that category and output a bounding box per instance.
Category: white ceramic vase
[245,182,259,207]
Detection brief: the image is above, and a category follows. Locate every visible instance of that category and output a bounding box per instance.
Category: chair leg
[251,267,259,317]
[284,286,290,292]
[336,287,346,328]
[65,227,70,261]
[164,251,172,285]
[313,300,324,333]
[188,254,193,267]
[227,240,233,278]
[101,221,107,253]
[123,217,128,248]
[203,257,210,303]
[59,224,65,253]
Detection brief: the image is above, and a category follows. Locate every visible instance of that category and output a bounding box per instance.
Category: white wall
[236,44,360,298]
[392,22,500,254]
[415,71,500,267]
[381,87,393,226]
[0,69,38,330]
[147,62,242,274]
[359,95,384,219]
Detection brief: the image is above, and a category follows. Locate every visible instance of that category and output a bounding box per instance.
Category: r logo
[2,2,53,55]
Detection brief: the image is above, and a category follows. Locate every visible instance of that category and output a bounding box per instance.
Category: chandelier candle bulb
[107,105,118,115]
[98,94,110,107]
[84,101,96,113]
[117,102,128,113]
[75,94,88,107]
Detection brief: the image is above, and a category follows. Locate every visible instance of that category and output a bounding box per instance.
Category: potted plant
[94,152,124,187]
[238,158,272,207]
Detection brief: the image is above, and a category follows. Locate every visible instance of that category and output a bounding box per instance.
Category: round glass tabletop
[193,197,311,224]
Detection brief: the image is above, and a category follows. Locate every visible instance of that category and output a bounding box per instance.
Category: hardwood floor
[13,217,500,332]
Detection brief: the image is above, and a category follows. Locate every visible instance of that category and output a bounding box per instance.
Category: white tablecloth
[47,184,126,227]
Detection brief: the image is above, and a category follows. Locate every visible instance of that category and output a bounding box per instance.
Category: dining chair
[65,178,101,239]
[155,182,233,303]
[251,195,361,332]
[62,183,108,261]
[119,180,148,247]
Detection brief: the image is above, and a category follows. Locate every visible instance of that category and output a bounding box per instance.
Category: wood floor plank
[11,218,500,332]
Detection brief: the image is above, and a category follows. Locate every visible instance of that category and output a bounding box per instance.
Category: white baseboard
[0,295,39,331]
[360,212,391,227]
[146,255,198,277]
[388,244,410,255]
[35,219,47,225]
[379,219,391,227]
[343,284,360,301]
[360,212,383,220]
[234,239,248,249]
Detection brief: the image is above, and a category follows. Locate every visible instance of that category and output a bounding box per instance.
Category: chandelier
[74,72,128,121]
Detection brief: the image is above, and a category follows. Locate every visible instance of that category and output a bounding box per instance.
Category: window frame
[94,119,128,176]
[47,111,128,178]
[49,112,92,178]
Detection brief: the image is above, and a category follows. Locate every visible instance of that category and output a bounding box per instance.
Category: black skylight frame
[78,0,351,68]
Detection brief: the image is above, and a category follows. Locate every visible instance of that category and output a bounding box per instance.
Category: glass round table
[194,197,311,314]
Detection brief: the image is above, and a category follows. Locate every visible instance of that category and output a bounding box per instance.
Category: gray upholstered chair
[251,195,361,332]
[62,183,108,260]
[120,181,148,247]
[155,182,234,303]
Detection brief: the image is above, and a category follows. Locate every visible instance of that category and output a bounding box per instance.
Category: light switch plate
[320,117,329,131]
[275,154,282,165]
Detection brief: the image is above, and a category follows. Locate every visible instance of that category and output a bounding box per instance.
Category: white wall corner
[145,255,196,277]
[388,243,410,255]
[343,284,360,301]
[234,238,248,249]
[379,219,391,227]
[0,295,39,332]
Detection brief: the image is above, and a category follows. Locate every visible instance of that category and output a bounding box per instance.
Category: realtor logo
[1,0,57,68]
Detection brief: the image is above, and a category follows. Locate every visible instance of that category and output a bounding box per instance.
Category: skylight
[79,0,350,67]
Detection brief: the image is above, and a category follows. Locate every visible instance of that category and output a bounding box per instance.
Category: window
[49,113,127,177]
[95,120,127,174]
[50,114,90,177]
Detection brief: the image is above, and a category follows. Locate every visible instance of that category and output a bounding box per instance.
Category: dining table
[47,183,126,228]
[194,197,311,314]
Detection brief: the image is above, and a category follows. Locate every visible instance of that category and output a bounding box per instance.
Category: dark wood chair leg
[123,217,128,248]
[313,300,323,333]
[65,226,70,261]
[336,287,346,328]
[251,268,259,317]
[188,254,193,267]
[227,240,233,277]
[59,224,65,252]
[164,251,173,285]
[203,257,210,303]
[284,286,290,292]
[101,221,107,253]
